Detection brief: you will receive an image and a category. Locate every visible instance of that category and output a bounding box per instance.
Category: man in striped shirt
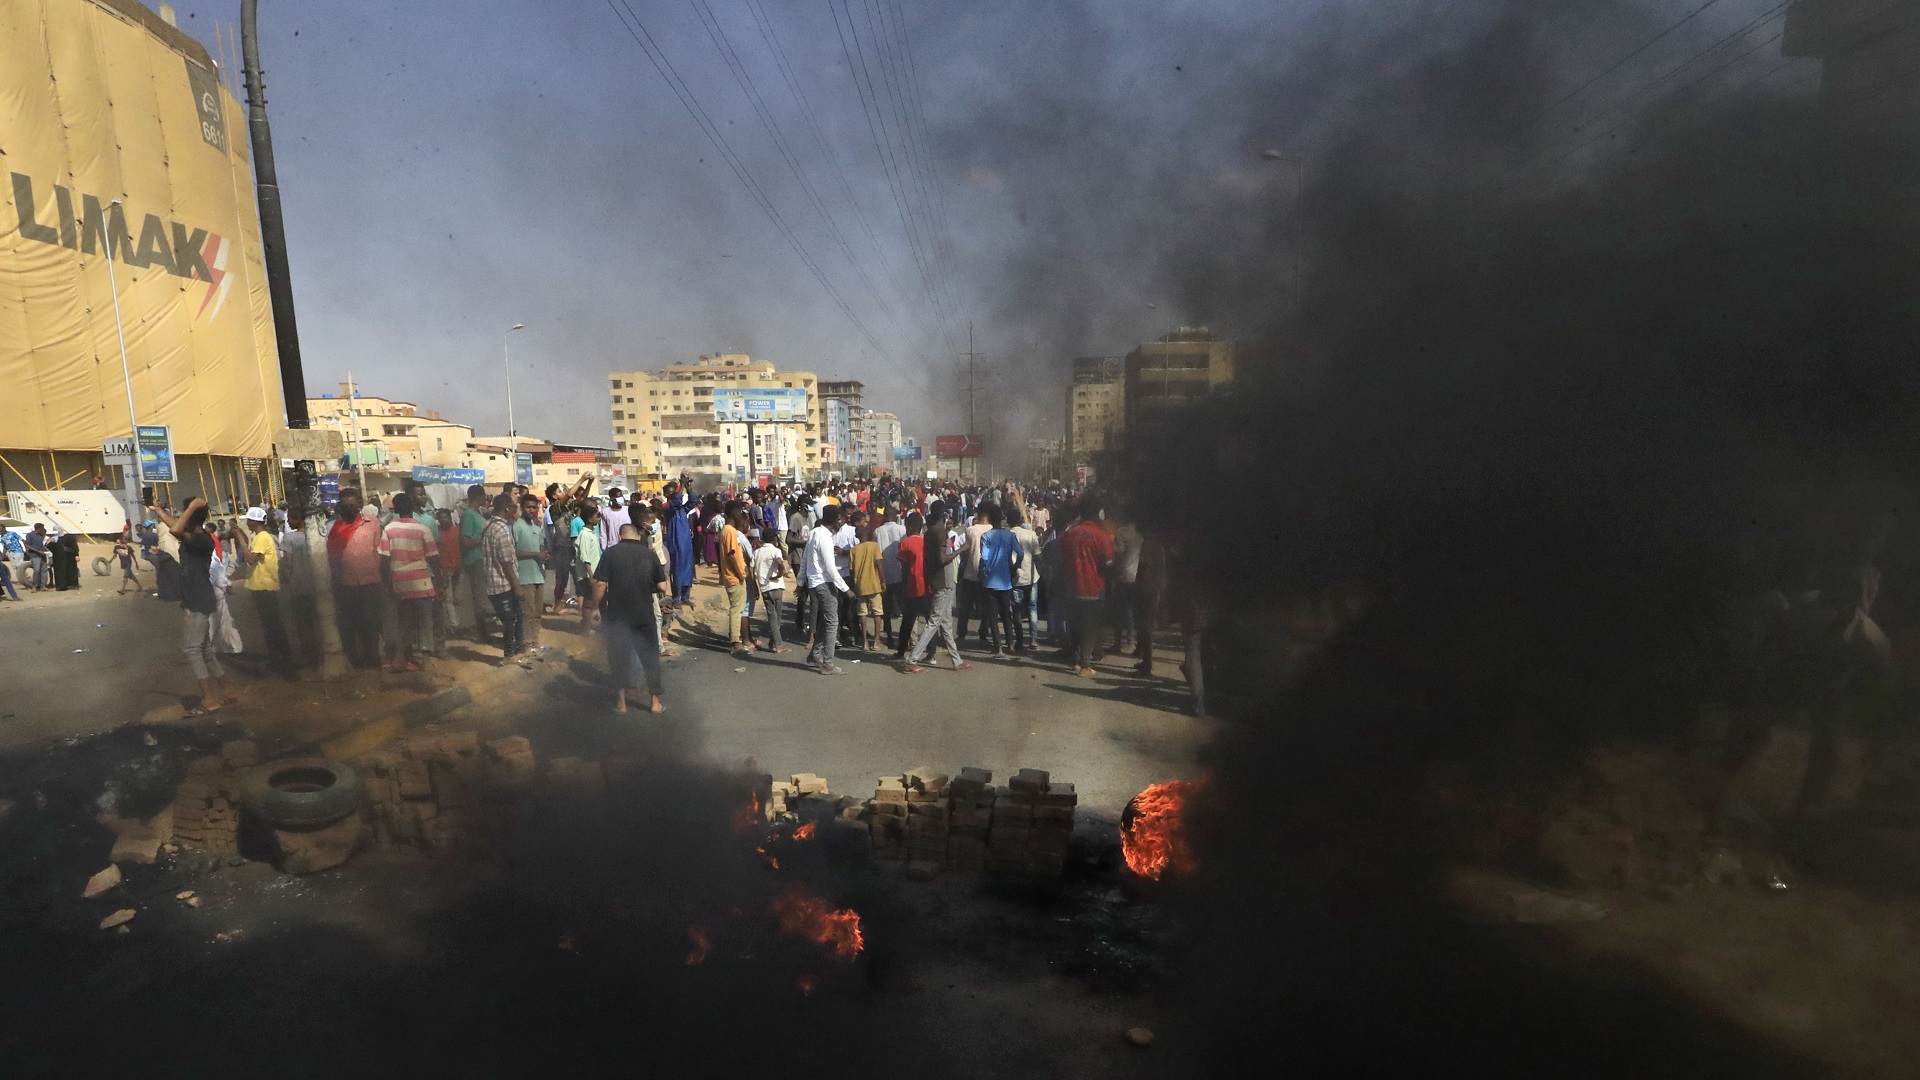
[481,494,524,662]
[378,492,439,673]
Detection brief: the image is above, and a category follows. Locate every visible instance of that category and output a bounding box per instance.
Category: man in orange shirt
[718,500,752,657]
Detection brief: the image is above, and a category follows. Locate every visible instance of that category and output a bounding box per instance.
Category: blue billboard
[712,387,808,423]
[892,445,923,461]
[412,465,487,486]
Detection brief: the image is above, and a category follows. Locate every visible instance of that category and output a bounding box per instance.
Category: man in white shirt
[801,504,851,674]
[873,508,907,651]
[956,508,991,647]
[751,530,789,653]
[1008,505,1043,653]
[832,510,859,649]
[598,488,632,552]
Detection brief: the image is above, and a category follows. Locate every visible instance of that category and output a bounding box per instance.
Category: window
[436,438,443,450]
[615,427,624,434]
[650,390,657,395]
[610,378,622,389]
[625,381,634,388]
[361,428,369,437]
[672,389,682,396]
[613,411,624,420]
[651,405,659,411]
[626,397,634,403]
[617,441,627,450]
[783,381,793,388]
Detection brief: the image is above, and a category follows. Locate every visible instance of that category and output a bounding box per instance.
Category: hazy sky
[157,0,1800,452]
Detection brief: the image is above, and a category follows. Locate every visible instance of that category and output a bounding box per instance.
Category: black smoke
[965,0,1920,1072]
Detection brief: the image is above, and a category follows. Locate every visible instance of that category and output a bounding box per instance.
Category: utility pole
[240,0,308,427]
[961,321,981,483]
[244,1,344,679]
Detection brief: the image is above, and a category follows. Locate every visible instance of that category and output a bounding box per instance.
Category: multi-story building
[853,410,903,472]
[309,382,477,478]
[607,354,821,488]
[1123,329,1237,431]
[1065,357,1123,462]
[822,397,852,472]
[819,380,865,411]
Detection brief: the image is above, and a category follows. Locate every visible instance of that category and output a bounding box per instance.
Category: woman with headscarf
[51,528,81,590]
[661,475,696,604]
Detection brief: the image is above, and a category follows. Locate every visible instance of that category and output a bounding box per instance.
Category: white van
[7,490,130,536]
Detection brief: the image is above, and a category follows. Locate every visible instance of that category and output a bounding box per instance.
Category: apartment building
[1064,357,1123,462]
[608,354,821,488]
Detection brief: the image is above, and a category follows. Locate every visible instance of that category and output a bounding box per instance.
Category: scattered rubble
[170,756,241,855]
[100,805,173,865]
[82,865,121,899]
[1125,1027,1155,1048]
[98,909,135,930]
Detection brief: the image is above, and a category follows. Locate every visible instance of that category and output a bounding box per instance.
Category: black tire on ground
[90,555,111,577]
[239,758,364,829]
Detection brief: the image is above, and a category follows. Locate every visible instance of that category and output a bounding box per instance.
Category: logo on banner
[10,173,233,321]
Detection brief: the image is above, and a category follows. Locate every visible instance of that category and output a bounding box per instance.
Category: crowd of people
[0,520,84,599]
[128,470,1205,718]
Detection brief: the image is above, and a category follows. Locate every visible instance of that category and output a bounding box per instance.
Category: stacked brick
[864,765,1076,876]
[946,766,993,873]
[354,730,508,855]
[169,747,249,854]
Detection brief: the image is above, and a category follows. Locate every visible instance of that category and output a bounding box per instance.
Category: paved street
[1,562,1213,819]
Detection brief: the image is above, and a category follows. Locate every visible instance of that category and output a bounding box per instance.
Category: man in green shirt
[512,492,548,653]
[461,484,494,645]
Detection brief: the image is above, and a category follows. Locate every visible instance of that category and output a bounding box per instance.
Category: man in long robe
[662,478,696,604]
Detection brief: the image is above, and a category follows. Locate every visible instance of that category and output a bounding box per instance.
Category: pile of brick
[865,765,1077,876]
[168,740,256,855]
[988,769,1074,875]
[354,730,516,855]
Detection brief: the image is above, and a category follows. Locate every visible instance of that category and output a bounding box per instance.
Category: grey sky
[159,0,1803,453]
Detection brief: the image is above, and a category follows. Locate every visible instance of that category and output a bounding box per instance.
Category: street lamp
[503,323,525,438]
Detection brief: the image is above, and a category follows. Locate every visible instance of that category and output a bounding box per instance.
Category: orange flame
[756,846,781,870]
[684,927,710,965]
[1122,779,1199,880]
[730,789,763,832]
[793,822,817,840]
[769,883,864,961]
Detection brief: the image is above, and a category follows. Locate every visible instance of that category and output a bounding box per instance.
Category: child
[113,536,140,594]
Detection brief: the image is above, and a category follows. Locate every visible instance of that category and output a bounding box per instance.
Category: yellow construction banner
[0,0,284,458]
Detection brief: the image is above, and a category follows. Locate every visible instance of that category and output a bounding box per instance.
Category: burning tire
[240,758,364,829]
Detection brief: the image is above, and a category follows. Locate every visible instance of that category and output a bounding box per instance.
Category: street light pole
[101,200,145,523]
[503,323,525,438]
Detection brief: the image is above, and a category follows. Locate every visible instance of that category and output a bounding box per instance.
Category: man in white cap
[243,506,293,679]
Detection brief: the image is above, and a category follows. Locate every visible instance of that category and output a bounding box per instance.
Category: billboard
[514,453,534,486]
[893,445,923,461]
[136,424,177,482]
[0,1,283,457]
[935,434,983,458]
[713,387,808,423]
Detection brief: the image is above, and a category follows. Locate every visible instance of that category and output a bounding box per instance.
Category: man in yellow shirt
[718,501,752,657]
[243,507,293,679]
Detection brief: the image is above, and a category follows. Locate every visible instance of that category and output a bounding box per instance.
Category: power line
[860,0,964,325]
[740,0,944,348]
[830,0,959,351]
[1541,0,1728,116]
[1509,2,1793,181]
[1535,26,1789,173]
[685,0,918,358]
[876,0,968,330]
[602,0,894,363]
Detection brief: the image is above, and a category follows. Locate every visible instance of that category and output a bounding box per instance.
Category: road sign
[935,434,983,458]
[136,425,176,482]
[713,387,808,423]
[412,465,487,486]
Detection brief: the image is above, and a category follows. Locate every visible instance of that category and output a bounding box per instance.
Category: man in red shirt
[891,511,928,661]
[1056,499,1114,677]
[325,487,385,670]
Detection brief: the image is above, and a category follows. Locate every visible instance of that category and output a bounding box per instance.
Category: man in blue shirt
[23,523,49,591]
[976,503,1026,657]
